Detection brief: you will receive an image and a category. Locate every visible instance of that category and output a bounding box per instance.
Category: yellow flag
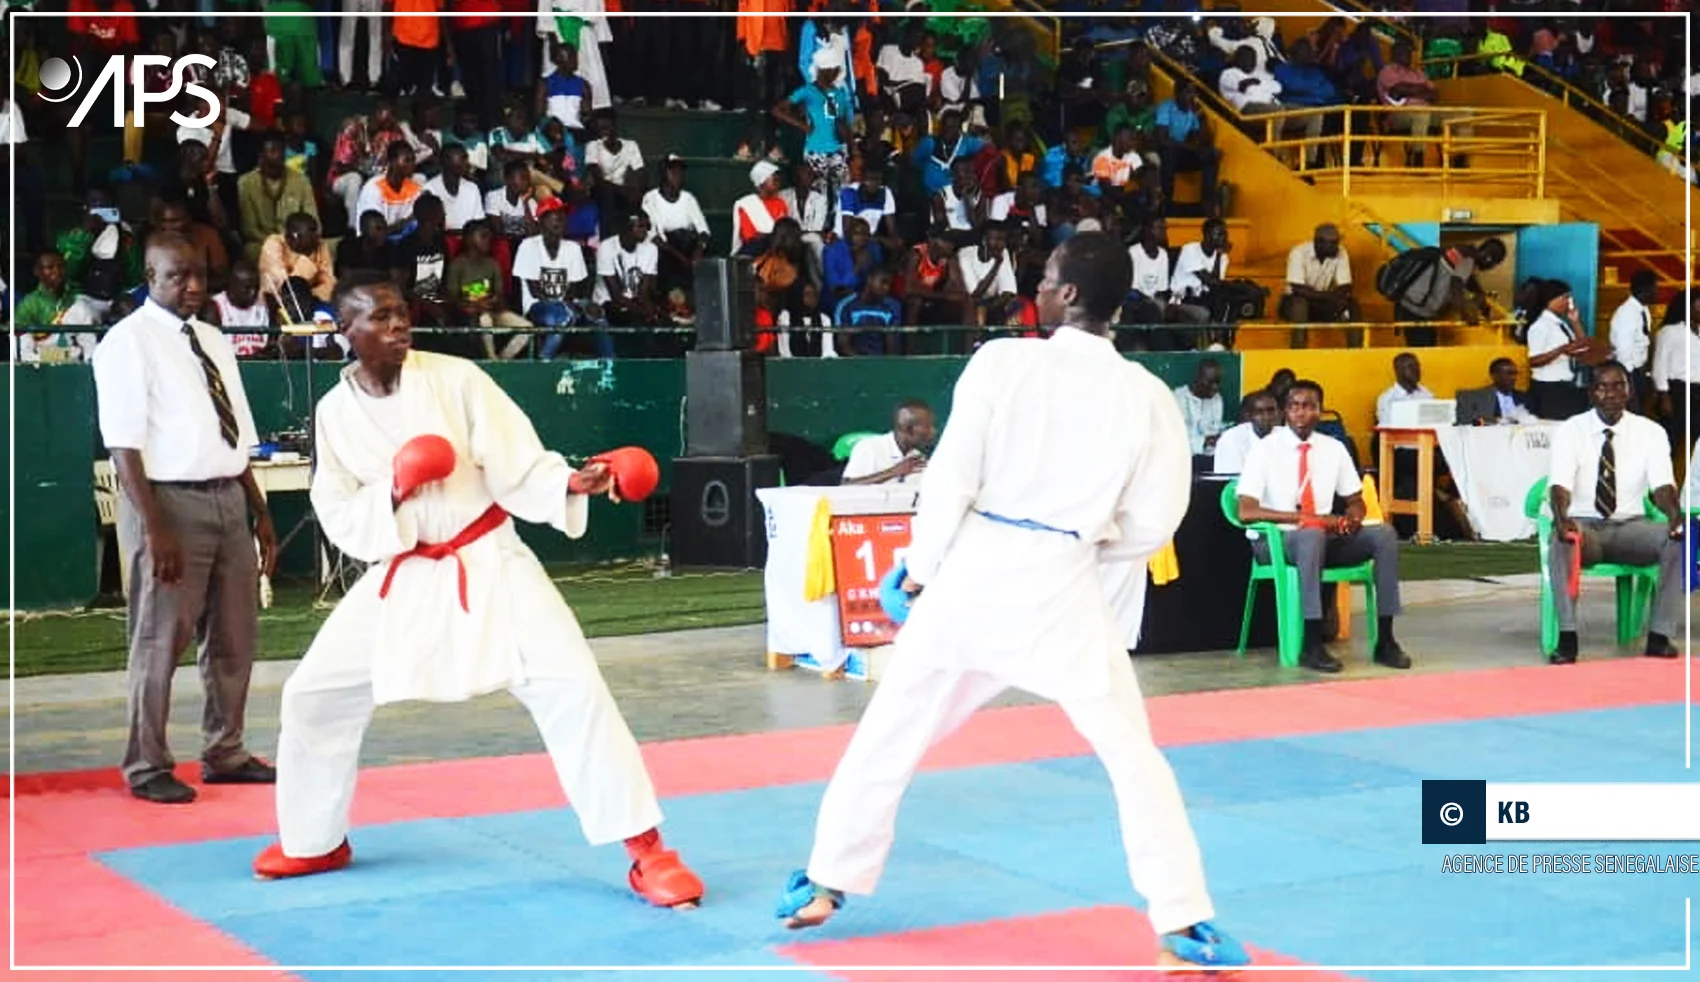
[1150,540,1181,586]
[1361,476,1384,523]
[802,496,837,602]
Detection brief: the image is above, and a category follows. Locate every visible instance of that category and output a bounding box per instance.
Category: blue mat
[97,705,1697,978]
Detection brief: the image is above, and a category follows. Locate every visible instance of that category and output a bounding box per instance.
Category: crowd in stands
[2,0,1692,363]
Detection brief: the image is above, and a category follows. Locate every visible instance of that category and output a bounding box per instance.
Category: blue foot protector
[1161,921,1251,967]
[877,562,914,624]
[775,869,845,925]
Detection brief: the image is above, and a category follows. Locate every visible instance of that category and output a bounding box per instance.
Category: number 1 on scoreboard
[854,539,910,582]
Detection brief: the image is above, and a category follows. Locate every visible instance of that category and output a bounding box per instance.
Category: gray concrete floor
[7,574,1682,776]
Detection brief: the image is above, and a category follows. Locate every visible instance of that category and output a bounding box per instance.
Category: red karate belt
[378,504,510,612]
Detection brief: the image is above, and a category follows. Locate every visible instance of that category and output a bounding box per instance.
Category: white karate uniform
[803,328,1215,937]
[273,350,662,857]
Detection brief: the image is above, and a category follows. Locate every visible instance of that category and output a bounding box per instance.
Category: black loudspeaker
[669,455,782,568]
[692,257,756,350]
[685,349,769,457]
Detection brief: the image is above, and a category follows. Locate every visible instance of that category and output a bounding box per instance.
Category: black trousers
[453,25,503,132]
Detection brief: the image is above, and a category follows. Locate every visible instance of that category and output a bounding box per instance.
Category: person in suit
[1456,357,1536,425]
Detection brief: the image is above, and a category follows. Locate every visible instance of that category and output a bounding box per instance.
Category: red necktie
[1298,442,1316,517]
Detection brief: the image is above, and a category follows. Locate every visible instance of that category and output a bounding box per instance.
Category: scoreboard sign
[828,512,913,648]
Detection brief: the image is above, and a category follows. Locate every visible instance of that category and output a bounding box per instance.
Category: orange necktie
[1298,442,1316,518]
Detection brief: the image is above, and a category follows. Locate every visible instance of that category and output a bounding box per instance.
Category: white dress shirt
[1236,426,1361,530]
[842,431,920,485]
[1608,296,1652,372]
[1211,421,1265,474]
[1376,382,1434,426]
[92,300,260,481]
[1652,322,1697,392]
[1526,310,1579,384]
[1171,385,1225,455]
[1548,409,1673,520]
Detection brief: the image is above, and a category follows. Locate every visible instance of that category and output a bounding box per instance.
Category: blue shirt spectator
[789,82,853,157]
[1154,98,1202,142]
[833,290,902,356]
[912,124,985,195]
[823,236,884,301]
[1272,58,1340,107]
[1040,139,1096,193]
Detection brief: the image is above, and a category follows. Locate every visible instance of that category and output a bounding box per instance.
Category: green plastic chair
[1219,479,1381,668]
[1523,477,1661,655]
[833,431,879,462]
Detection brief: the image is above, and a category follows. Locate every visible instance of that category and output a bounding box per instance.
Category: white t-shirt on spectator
[641,187,710,238]
[1653,322,1697,392]
[1218,67,1282,111]
[512,234,590,311]
[876,45,928,91]
[1128,243,1171,298]
[988,191,1046,227]
[958,247,1017,297]
[355,175,425,229]
[592,237,660,305]
[423,175,487,232]
[1170,242,1228,300]
[587,138,645,187]
[484,188,537,237]
[178,106,251,174]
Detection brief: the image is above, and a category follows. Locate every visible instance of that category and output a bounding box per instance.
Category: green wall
[6,352,1238,611]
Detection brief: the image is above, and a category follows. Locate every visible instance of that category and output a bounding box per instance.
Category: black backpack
[1374,246,1446,306]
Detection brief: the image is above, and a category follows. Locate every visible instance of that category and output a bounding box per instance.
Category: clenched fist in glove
[587,446,661,503]
[392,435,457,504]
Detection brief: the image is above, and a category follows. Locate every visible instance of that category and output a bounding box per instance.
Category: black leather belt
[154,476,239,490]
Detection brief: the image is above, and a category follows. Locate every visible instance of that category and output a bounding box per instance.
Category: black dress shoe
[1300,643,1342,673]
[131,773,197,804]
[1644,634,1680,658]
[1550,632,1579,665]
[1373,642,1412,669]
[203,757,277,784]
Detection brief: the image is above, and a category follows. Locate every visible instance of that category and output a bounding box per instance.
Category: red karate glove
[587,446,661,503]
[393,435,457,503]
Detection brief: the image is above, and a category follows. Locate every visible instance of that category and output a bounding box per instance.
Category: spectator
[537,41,593,143]
[446,218,533,360]
[780,160,832,278]
[1272,39,1341,171]
[641,155,710,302]
[913,109,985,196]
[340,0,386,90]
[423,144,489,243]
[258,212,336,304]
[1169,217,1233,334]
[208,260,274,359]
[838,166,901,252]
[1651,292,1698,458]
[593,211,663,349]
[1218,45,1284,117]
[775,47,854,235]
[1457,357,1536,426]
[957,221,1019,330]
[393,193,454,343]
[1375,351,1434,426]
[335,209,399,279]
[513,197,601,359]
[1377,41,1441,167]
[152,197,230,294]
[1173,358,1226,460]
[1151,81,1222,216]
[875,24,930,116]
[1386,239,1507,346]
[390,0,451,100]
[825,215,885,306]
[354,141,426,235]
[1211,389,1280,475]
[237,134,319,261]
[1525,278,1593,420]
[834,264,903,356]
[777,281,836,359]
[1039,129,1093,191]
[1089,125,1144,201]
[932,158,985,235]
[1122,217,1206,352]
[1608,270,1658,412]
[264,0,323,88]
[732,160,789,256]
[13,250,74,329]
[328,104,406,228]
[1280,223,1357,347]
[898,225,963,327]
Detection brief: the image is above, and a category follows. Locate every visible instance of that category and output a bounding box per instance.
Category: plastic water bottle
[654,551,672,579]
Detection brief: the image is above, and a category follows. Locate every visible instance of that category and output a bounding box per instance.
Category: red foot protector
[627,844,705,907]
[252,839,353,880]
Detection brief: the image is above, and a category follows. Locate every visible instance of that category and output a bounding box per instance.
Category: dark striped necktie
[1596,427,1616,518]
[181,321,240,449]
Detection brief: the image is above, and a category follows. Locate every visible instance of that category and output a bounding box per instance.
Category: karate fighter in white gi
[251,271,704,910]
[774,233,1250,969]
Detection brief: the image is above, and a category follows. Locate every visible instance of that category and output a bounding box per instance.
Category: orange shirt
[392,0,441,50]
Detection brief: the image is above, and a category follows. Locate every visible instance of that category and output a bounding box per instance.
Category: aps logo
[37,54,221,129]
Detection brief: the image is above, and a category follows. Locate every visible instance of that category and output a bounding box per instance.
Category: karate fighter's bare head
[143,233,208,321]
[335,272,413,391]
[1035,231,1131,337]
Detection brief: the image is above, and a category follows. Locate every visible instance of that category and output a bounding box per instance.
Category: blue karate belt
[973,509,1080,539]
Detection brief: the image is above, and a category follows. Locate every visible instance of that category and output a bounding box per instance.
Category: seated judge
[841,399,937,486]
[1211,389,1279,475]
[1455,356,1536,425]
[1545,361,1684,663]
[1236,379,1410,674]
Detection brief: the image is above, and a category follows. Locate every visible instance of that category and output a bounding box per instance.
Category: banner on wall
[829,513,913,648]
